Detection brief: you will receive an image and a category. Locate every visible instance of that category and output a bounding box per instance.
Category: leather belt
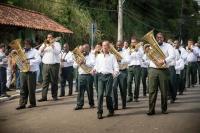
[80,74,90,76]
[129,65,141,67]
[100,73,112,76]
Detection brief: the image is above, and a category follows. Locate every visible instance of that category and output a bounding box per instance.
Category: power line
[46,0,117,12]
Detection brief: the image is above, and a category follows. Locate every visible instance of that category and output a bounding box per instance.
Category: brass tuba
[129,42,144,52]
[9,38,30,72]
[142,30,168,68]
[109,43,128,70]
[72,46,93,73]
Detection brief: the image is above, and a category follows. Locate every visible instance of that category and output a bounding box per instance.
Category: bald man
[59,43,74,97]
[73,44,95,110]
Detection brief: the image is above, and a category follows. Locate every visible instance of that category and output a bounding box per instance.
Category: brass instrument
[142,30,168,68]
[129,42,144,52]
[72,46,93,73]
[94,49,102,57]
[9,38,30,72]
[35,37,61,49]
[109,44,128,70]
[188,47,191,51]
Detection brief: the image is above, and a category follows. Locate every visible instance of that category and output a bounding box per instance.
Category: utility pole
[179,0,184,42]
[118,0,123,41]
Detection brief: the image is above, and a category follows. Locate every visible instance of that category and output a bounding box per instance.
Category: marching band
[7,31,200,119]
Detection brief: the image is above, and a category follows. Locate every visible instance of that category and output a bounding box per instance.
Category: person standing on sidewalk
[0,43,10,97]
[16,39,41,110]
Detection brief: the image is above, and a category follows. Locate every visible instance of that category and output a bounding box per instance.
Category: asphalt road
[0,83,200,133]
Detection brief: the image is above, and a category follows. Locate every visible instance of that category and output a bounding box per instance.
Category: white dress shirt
[169,49,179,67]
[175,58,184,74]
[141,54,150,68]
[118,49,131,67]
[94,53,119,74]
[197,48,200,61]
[73,53,95,74]
[179,47,188,65]
[24,48,41,72]
[148,42,175,68]
[186,45,199,62]
[129,47,144,66]
[59,51,74,67]
[39,41,61,64]
[122,47,129,51]
[90,49,95,54]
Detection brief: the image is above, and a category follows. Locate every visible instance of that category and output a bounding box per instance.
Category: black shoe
[16,106,25,110]
[97,114,103,119]
[134,98,139,102]
[192,84,194,87]
[147,110,155,115]
[179,92,183,95]
[37,98,47,102]
[170,99,174,103]
[75,90,78,92]
[162,110,168,114]
[187,86,190,88]
[1,94,11,97]
[122,106,126,109]
[143,94,146,97]
[107,113,114,117]
[59,95,64,97]
[114,107,118,110]
[167,96,171,100]
[28,104,36,108]
[74,107,82,110]
[67,94,72,96]
[90,105,95,108]
[53,97,58,101]
[127,98,133,102]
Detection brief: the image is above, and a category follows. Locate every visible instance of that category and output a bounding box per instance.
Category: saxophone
[109,44,128,70]
[142,30,168,68]
[72,46,93,73]
[9,38,30,72]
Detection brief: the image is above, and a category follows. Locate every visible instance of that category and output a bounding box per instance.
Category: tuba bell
[9,38,30,72]
[142,30,168,68]
[109,43,128,70]
[72,46,93,73]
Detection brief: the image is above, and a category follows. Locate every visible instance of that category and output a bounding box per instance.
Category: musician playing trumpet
[16,39,41,110]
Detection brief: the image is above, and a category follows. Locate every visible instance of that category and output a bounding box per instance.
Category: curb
[0,81,75,103]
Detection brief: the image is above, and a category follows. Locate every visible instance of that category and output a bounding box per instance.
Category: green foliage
[1,0,200,46]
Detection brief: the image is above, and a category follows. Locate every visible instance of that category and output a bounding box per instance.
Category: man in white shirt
[194,43,200,84]
[93,42,102,97]
[75,46,83,92]
[73,44,95,110]
[141,52,150,97]
[38,33,61,102]
[59,43,74,97]
[127,37,144,102]
[186,39,199,88]
[112,41,130,110]
[174,40,188,94]
[123,40,129,51]
[16,39,41,110]
[90,41,119,119]
[145,32,175,115]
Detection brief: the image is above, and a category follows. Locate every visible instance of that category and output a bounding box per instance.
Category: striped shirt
[0,50,8,68]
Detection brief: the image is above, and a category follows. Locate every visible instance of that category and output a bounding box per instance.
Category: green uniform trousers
[187,62,197,87]
[75,67,79,91]
[148,68,170,112]
[141,67,148,95]
[127,66,141,99]
[19,72,36,106]
[183,65,187,89]
[179,68,184,93]
[93,73,99,97]
[42,63,59,99]
[195,61,200,84]
[60,66,74,95]
[77,74,94,107]
[97,73,114,115]
[112,69,127,108]
[176,74,180,95]
[168,66,176,100]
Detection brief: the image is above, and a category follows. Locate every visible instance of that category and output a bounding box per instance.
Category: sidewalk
[0,81,75,103]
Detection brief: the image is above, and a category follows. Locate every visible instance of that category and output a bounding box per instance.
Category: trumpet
[129,42,144,52]
[94,49,102,57]
[35,37,61,49]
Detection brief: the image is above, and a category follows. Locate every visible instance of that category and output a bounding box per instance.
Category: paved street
[0,83,200,133]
